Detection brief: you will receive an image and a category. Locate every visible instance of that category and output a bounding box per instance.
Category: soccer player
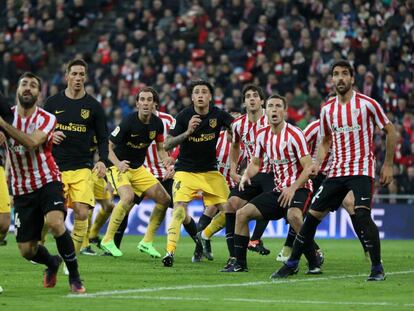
[0,141,11,245]
[0,72,85,293]
[272,60,396,281]
[277,117,366,262]
[222,94,320,272]
[162,80,234,267]
[100,87,172,257]
[44,59,108,255]
[222,85,274,270]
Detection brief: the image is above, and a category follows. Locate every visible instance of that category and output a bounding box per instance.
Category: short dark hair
[242,84,265,103]
[66,58,88,74]
[189,80,214,96]
[266,93,287,108]
[18,72,42,91]
[330,59,354,77]
[136,86,159,104]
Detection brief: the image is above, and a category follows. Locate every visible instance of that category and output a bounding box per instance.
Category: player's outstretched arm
[380,122,397,186]
[108,140,129,173]
[0,116,48,150]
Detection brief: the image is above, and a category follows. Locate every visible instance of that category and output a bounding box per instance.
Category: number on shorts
[14,212,20,236]
[311,186,324,204]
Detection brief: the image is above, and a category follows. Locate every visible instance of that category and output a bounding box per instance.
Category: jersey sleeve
[254,130,266,159]
[37,113,56,137]
[168,111,186,137]
[220,110,234,130]
[319,106,331,137]
[232,121,240,144]
[155,118,165,143]
[109,118,129,145]
[93,102,109,164]
[367,99,390,130]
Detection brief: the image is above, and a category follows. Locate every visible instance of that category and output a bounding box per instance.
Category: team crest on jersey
[81,109,90,119]
[149,131,156,139]
[352,109,360,117]
[209,118,217,128]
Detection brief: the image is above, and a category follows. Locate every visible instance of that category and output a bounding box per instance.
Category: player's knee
[46,218,65,236]
[121,193,135,208]
[236,206,252,223]
[287,209,303,229]
[159,192,171,207]
[0,219,10,234]
[226,197,240,213]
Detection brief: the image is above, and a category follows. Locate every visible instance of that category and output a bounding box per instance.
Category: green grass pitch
[1,236,413,310]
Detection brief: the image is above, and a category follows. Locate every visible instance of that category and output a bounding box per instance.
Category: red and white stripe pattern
[304,119,331,174]
[216,130,246,188]
[255,123,312,192]
[320,91,390,178]
[7,106,60,196]
[144,111,175,179]
[232,112,270,173]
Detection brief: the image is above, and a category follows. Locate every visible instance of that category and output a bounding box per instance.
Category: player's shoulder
[176,106,193,120]
[321,97,336,111]
[151,113,164,126]
[257,124,270,136]
[304,119,320,131]
[157,111,174,121]
[44,92,63,106]
[355,92,378,106]
[286,122,305,137]
[37,107,57,123]
[232,113,246,126]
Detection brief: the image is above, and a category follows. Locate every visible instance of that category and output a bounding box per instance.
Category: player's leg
[80,209,97,255]
[192,204,219,262]
[348,177,384,281]
[271,181,346,278]
[89,198,114,246]
[199,208,226,261]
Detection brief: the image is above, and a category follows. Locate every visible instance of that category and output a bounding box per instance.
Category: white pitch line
[70,295,414,308]
[66,269,414,298]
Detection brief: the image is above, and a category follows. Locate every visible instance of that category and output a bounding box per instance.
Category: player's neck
[337,89,354,105]
[138,111,151,124]
[194,104,209,115]
[17,104,36,118]
[271,120,285,134]
[65,87,86,100]
[247,109,263,122]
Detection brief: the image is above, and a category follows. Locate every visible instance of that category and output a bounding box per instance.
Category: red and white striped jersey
[7,106,60,196]
[304,120,331,174]
[320,91,390,178]
[232,112,270,173]
[255,122,312,192]
[144,111,175,179]
[216,130,246,188]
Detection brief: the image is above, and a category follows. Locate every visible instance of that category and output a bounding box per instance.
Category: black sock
[184,217,198,241]
[303,243,318,268]
[355,208,381,266]
[30,244,56,268]
[250,220,269,241]
[197,214,212,232]
[312,240,320,251]
[284,225,296,247]
[114,211,129,249]
[289,213,321,263]
[234,234,249,267]
[350,214,367,252]
[225,213,236,257]
[55,230,79,279]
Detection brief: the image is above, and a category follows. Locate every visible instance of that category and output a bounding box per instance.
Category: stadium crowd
[0,0,413,198]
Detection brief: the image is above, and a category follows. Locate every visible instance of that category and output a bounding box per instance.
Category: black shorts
[133,178,173,207]
[311,175,374,212]
[230,172,274,201]
[312,172,326,196]
[250,188,312,221]
[14,181,66,243]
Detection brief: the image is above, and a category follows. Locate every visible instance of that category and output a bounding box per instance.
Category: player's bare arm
[380,122,397,186]
[278,154,312,208]
[108,140,129,173]
[164,115,201,151]
[239,156,261,191]
[0,116,48,150]
[312,134,331,177]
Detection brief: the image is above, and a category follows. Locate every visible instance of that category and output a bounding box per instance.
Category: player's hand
[380,163,393,186]
[52,131,66,145]
[93,161,107,178]
[278,186,296,208]
[162,156,174,168]
[226,128,233,142]
[116,160,130,173]
[0,131,6,145]
[309,162,319,179]
[239,174,251,192]
[164,165,175,180]
[186,115,202,135]
[230,170,241,184]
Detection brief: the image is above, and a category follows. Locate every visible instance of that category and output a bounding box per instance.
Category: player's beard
[18,93,38,109]
[334,80,352,95]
